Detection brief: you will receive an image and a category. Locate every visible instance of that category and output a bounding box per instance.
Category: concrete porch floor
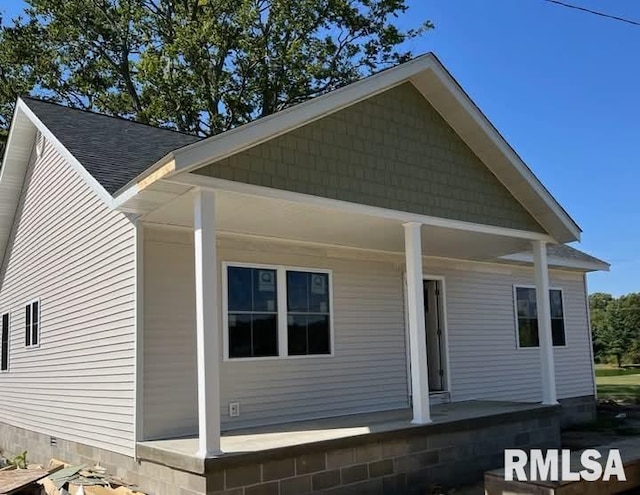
[137,400,552,473]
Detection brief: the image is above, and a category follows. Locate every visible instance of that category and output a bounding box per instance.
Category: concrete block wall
[559,395,597,428]
[0,422,207,494]
[0,405,561,495]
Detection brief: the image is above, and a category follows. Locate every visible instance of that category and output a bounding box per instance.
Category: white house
[0,53,608,495]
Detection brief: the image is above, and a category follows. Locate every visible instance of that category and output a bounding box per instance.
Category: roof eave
[499,252,610,272]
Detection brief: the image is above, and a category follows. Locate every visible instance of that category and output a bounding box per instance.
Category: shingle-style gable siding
[0,134,136,456]
[194,82,544,233]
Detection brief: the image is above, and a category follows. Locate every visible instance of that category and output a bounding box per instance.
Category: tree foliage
[590,292,640,366]
[0,0,433,148]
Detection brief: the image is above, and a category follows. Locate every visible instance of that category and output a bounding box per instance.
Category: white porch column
[533,240,558,405]
[194,188,222,457]
[403,222,431,424]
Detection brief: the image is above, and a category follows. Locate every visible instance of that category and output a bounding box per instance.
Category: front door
[423,279,445,392]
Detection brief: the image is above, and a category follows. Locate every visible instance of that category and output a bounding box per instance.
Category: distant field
[596,365,640,399]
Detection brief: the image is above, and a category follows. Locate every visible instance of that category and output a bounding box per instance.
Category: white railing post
[404,222,431,424]
[533,240,558,405]
[194,188,222,456]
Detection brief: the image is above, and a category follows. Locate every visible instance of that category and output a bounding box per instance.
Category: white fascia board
[167,54,439,174]
[168,172,554,242]
[500,252,610,272]
[423,62,582,243]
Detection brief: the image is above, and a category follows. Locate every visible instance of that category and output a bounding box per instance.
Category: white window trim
[25,299,41,349]
[513,284,567,350]
[1,311,9,372]
[222,261,335,361]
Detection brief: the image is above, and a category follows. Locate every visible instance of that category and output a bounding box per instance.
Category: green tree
[589,292,614,362]
[0,0,433,150]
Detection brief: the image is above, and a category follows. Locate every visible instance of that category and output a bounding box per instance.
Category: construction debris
[38,461,145,495]
[0,469,49,495]
[0,453,145,495]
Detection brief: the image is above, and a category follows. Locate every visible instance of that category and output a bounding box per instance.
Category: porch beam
[193,188,222,457]
[533,239,558,405]
[404,222,431,424]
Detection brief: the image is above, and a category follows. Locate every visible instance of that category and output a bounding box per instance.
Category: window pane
[550,290,564,319]
[518,318,539,347]
[253,269,277,312]
[309,273,329,313]
[287,315,308,355]
[32,302,39,346]
[25,305,31,347]
[516,288,536,318]
[287,271,308,312]
[228,267,252,312]
[307,314,330,354]
[552,318,566,346]
[252,314,278,357]
[1,313,8,371]
[229,313,252,358]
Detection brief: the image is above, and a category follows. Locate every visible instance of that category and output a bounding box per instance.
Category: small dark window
[25,301,39,348]
[227,268,278,358]
[1,313,9,371]
[287,271,331,355]
[515,288,565,348]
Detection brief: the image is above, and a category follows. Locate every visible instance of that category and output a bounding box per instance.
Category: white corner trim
[169,173,554,241]
[16,99,116,208]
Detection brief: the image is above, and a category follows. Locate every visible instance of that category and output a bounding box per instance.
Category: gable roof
[21,98,201,194]
[113,53,582,243]
[2,52,583,247]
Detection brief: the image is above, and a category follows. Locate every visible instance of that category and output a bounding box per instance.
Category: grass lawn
[596,364,640,400]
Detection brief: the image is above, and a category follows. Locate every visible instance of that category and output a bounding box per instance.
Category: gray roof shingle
[547,243,608,266]
[24,98,202,195]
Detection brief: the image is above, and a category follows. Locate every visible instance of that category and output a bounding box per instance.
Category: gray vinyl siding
[0,135,136,456]
[142,228,408,439]
[424,259,595,402]
[142,229,594,439]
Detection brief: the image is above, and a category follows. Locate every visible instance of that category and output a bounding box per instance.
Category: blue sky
[1,0,638,295]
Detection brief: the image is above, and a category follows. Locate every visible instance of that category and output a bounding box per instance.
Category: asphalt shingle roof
[547,243,608,266]
[23,98,202,195]
[20,98,606,268]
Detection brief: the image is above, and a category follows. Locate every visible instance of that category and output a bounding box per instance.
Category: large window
[1,313,8,371]
[224,264,333,359]
[25,300,40,348]
[515,286,566,348]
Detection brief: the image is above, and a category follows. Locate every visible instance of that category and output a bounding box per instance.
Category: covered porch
[136,173,562,458]
[135,400,561,494]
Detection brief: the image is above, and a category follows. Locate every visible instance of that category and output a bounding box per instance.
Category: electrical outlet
[229,401,240,418]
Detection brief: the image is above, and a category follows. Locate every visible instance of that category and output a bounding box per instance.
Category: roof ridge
[21,96,202,139]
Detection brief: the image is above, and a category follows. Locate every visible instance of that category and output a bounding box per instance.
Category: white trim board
[168,173,554,242]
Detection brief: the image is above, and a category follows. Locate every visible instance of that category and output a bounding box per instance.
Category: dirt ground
[562,401,640,450]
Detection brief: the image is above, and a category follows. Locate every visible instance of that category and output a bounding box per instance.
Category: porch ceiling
[143,187,533,261]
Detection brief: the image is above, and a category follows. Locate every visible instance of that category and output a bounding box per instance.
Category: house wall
[142,228,594,439]
[193,82,544,234]
[142,228,409,439]
[0,134,136,456]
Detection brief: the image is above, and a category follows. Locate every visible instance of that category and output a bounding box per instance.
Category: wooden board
[0,469,49,494]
